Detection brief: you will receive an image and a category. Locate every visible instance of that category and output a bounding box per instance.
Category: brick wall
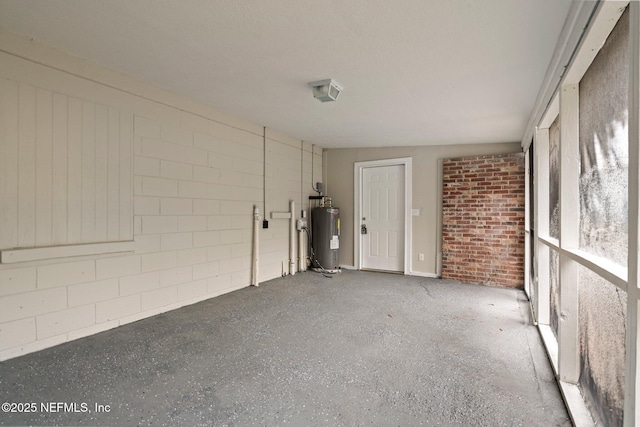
[442,153,525,288]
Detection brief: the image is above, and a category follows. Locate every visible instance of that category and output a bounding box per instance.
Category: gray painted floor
[0,271,570,426]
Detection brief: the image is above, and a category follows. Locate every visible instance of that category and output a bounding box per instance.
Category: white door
[361,165,405,272]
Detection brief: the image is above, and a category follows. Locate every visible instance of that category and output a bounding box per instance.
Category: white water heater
[311,207,340,272]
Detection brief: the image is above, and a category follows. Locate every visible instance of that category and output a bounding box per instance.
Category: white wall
[0,30,322,361]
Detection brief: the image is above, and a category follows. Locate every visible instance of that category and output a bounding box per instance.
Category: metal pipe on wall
[251,205,261,286]
[289,200,296,276]
[298,226,306,272]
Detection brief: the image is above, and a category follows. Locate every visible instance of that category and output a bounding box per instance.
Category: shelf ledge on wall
[0,241,135,264]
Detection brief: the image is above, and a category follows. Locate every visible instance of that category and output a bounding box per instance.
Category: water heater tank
[311,207,340,272]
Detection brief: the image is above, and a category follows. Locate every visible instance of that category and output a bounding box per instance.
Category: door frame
[354,157,412,274]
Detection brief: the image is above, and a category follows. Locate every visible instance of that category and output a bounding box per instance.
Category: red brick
[441,153,524,289]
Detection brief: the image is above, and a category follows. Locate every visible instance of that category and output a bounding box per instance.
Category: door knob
[361,224,368,234]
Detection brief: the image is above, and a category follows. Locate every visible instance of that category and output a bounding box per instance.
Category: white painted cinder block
[0,287,67,323]
[193,199,220,215]
[193,230,220,248]
[1,334,68,362]
[141,251,177,272]
[96,255,141,280]
[67,319,119,342]
[193,165,220,183]
[232,270,251,287]
[134,156,160,177]
[118,306,165,326]
[134,235,161,254]
[232,243,252,257]
[141,285,177,311]
[219,169,243,186]
[192,261,220,280]
[222,185,249,202]
[222,142,262,162]
[0,317,36,351]
[231,216,250,230]
[134,136,143,155]
[178,181,208,199]
[177,247,208,266]
[177,279,207,301]
[234,158,263,175]
[141,176,178,197]
[161,198,192,215]
[207,274,232,294]
[134,216,142,235]
[178,215,208,232]
[180,111,211,135]
[207,245,233,261]
[141,216,178,234]
[207,183,233,200]
[208,152,235,170]
[134,176,143,196]
[141,138,207,166]
[119,271,160,296]
[134,115,160,139]
[209,121,262,147]
[0,34,324,360]
[160,160,193,180]
[233,187,261,202]
[160,232,193,251]
[134,196,160,215]
[207,215,232,231]
[159,266,192,287]
[96,295,141,323]
[68,278,119,307]
[161,123,193,147]
[37,260,96,289]
[219,257,243,275]
[0,267,37,296]
[240,256,252,270]
[36,305,95,339]
[261,263,282,281]
[221,201,253,215]
[193,132,219,152]
[220,229,244,245]
[243,174,263,189]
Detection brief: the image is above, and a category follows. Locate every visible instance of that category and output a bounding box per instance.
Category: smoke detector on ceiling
[309,79,343,102]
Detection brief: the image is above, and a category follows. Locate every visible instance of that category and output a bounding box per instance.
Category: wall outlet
[296,219,307,230]
[418,253,424,261]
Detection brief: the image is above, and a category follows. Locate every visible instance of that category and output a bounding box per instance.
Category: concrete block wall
[441,153,525,288]
[0,30,322,361]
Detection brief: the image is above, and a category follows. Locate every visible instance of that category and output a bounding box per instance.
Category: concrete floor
[0,270,570,426]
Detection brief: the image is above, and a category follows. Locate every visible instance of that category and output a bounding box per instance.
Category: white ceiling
[0,0,572,149]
